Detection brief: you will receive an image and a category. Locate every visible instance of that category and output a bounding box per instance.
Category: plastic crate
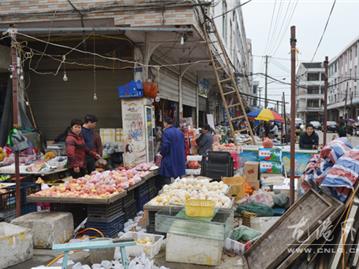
[8,182,41,205]
[0,189,16,210]
[185,199,215,218]
[21,203,37,215]
[87,212,126,238]
[0,209,16,222]
[118,80,143,98]
[87,199,123,218]
[136,193,150,211]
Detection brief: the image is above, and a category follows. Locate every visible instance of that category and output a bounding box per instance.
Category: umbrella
[247,109,261,118]
[255,108,284,122]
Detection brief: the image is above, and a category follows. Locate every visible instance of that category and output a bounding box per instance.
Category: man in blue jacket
[159,117,186,184]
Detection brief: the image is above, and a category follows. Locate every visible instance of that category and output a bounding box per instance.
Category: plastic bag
[248,190,274,207]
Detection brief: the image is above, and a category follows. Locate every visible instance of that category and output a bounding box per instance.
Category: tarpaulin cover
[301,138,357,202]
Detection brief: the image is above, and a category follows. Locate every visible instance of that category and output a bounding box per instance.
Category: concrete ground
[9,131,359,269]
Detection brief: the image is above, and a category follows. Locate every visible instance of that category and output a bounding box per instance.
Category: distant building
[328,37,359,120]
[296,62,325,123]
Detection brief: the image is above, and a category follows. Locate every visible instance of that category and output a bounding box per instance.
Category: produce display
[213,143,241,152]
[31,163,157,199]
[148,177,232,208]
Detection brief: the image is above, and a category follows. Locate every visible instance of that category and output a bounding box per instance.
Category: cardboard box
[246,178,260,190]
[244,161,259,181]
[222,176,246,200]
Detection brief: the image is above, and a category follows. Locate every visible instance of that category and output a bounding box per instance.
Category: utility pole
[323,56,329,146]
[265,55,269,108]
[290,26,297,205]
[10,30,21,217]
[344,82,349,119]
[282,92,287,141]
[258,87,262,107]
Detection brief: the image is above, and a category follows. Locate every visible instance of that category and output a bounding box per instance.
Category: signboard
[207,114,215,130]
[122,99,147,166]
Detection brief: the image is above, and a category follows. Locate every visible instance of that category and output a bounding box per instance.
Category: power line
[311,0,337,61]
[267,0,284,55]
[212,0,253,19]
[268,0,292,55]
[271,0,299,57]
[264,0,277,55]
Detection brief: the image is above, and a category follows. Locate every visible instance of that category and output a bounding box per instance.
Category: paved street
[316,131,359,147]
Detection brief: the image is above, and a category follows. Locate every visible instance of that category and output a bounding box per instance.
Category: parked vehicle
[310,121,322,130]
[326,121,337,132]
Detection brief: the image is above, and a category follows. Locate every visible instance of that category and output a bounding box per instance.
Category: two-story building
[296,62,325,123]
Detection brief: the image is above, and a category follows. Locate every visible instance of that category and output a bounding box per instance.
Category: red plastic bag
[143,81,158,98]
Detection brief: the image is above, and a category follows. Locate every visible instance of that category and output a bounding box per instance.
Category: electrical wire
[267,0,284,56]
[212,0,253,19]
[268,0,293,55]
[271,0,299,57]
[15,32,211,68]
[264,0,278,55]
[311,0,337,61]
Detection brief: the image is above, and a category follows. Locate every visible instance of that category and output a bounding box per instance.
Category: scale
[52,239,136,269]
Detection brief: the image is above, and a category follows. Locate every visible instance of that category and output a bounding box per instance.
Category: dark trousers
[86,156,96,174]
[70,168,87,179]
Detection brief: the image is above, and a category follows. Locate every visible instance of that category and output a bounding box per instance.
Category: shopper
[159,117,186,184]
[269,122,279,138]
[337,121,347,137]
[196,125,214,156]
[66,119,100,178]
[299,124,319,150]
[82,114,103,173]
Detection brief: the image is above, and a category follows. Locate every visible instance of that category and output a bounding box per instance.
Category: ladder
[201,16,255,144]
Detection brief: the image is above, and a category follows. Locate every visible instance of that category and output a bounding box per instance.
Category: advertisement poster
[282,151,313,176]
[122,99,146,166]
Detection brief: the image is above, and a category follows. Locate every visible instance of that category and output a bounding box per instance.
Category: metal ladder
[201,16,255,144]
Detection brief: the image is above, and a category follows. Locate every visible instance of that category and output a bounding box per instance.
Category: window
[307,99,320,108]
[307,86,320,94]
[307,73,320,81]
[222,1,228,41]
[355,44,358,57]
[355,66,357,78]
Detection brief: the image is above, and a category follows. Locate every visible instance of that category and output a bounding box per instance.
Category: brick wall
[0,0,197,27]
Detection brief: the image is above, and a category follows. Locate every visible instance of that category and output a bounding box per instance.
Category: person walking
[196,125,214,156]
[337,121,347,137]
[81,114,103,173]
[159,117,186,184]
[66,119,100,178]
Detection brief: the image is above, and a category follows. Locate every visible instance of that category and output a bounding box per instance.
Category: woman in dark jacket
[66,119,99,178]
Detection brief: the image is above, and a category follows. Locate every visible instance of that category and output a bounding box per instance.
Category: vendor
[299,124,319,150]
[159,117,186,184]
[81,114,103,173]
[66,119,100,178]
[196,125,214,155]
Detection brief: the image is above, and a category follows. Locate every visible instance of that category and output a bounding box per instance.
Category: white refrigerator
[121,98,155,166]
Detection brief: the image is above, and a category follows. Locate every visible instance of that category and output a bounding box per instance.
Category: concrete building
[328,37,359,120]
[296,62,325,123]
[0,0,253,139]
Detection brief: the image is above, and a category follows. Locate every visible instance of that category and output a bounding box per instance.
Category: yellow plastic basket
[185,199,215,218]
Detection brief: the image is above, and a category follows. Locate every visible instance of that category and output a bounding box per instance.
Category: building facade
[296,62,325,123]
[328,37,359,121]
[0,0,253,139]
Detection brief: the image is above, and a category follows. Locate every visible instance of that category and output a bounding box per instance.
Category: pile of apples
[32,163,156,199]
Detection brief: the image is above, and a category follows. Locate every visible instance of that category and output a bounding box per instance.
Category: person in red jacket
[66,119,100,178]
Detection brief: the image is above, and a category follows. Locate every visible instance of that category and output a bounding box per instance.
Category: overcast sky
[242,0,359,111]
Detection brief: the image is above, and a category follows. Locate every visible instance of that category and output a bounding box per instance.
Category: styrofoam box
[187,155,203,161]
[118,231,164,258]
[166,233,223,266]
[0,222,33,268]
[224,225,261,255]
[185,169,201,175]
